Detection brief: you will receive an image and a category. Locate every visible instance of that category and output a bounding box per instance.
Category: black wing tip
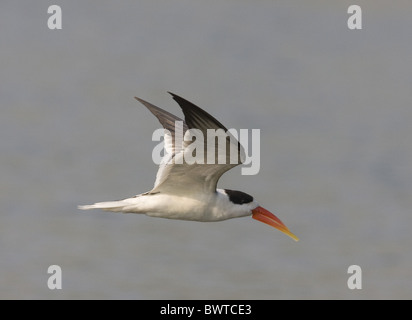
[168,92,200,110]
[168,92,199,108]
[134,96,146,104]
[137,92,185,105]
[167,91,185,103]
[134,96,157,110]
[136,93,180,106]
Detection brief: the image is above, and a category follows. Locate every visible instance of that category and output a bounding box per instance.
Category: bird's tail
[78,200,132,212]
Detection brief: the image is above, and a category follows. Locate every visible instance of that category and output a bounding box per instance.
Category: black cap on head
[224,189,254,205]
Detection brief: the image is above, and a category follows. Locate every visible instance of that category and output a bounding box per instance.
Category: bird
[78,92,299,241]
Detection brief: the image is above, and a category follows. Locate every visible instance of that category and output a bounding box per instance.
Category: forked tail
[78,200,131,212]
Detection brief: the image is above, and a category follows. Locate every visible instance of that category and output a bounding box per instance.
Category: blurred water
[1,1,411,299]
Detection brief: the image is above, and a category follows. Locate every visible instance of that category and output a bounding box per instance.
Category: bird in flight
[78,92,298,241]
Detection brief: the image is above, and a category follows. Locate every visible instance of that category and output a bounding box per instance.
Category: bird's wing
[135,93,245,195]
[135,97,188,189]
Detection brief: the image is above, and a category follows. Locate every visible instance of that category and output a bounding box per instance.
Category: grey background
[1,1,411,299]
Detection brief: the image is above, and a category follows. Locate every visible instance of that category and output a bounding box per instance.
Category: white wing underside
[136,93,245,196]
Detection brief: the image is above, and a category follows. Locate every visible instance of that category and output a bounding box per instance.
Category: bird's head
[223,189,299,241]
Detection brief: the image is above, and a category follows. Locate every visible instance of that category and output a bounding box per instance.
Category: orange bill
[252,206,299,241]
